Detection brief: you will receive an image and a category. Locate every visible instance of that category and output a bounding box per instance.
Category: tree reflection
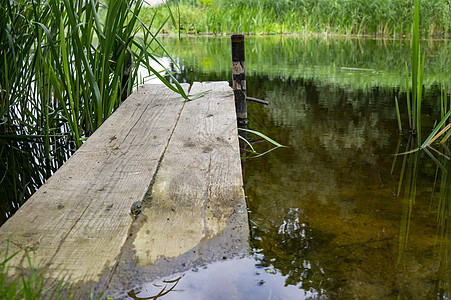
[251,207,339,297]
[245,76,449,298]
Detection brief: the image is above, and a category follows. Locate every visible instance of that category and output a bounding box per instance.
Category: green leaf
[238,128,287,148]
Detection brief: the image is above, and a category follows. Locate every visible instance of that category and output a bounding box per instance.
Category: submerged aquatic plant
[394,136,419,260]
[394,135,451,296]
[238,127,287,159]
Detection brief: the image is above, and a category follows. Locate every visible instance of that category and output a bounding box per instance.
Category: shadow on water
[0,131,74,224]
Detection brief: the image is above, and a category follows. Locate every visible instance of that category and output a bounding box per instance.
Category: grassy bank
[141,0,451,37]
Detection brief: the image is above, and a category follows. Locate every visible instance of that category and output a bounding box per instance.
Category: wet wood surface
[0,82,247,297]
[133,82,246,265]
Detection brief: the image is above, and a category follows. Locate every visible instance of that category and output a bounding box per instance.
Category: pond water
[1,36,451,299]
[144,36,450,299]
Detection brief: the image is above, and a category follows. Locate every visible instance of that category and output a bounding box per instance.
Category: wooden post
[121,53,132,102]
[231,34,248,178]
[231,34,248,124]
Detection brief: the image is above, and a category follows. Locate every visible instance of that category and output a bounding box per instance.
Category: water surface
[155,36,450,299]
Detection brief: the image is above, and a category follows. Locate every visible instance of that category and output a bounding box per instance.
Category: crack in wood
[201,154,213,237]
[141,98,187,208]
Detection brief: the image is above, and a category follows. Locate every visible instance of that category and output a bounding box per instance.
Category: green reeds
[1,243,63,299]
[0,0,196,225]
[400,0,426,142]
[394,96,402,133]
[0,136,72,225]
[411,0,426,141]
[0,0,188,150]
[397,0,450,153]
[0,241,107,299]
[394,3,450,285]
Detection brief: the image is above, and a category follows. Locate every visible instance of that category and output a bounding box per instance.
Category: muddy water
[138,36,450,299]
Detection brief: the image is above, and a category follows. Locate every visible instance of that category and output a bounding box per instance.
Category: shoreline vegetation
[0,0,188,149]
[0,0,189,223]
[141,0,451,38]
[0,0,450,298]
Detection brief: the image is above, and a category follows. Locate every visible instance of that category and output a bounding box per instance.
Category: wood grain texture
[134,81,247,265]
[0,81,248,297]
[0,84,188,283]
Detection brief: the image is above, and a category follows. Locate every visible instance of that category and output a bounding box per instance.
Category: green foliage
[396,0,451,152]
[0,137,72,225]
[406,0,426,141]
[393,4,450,285]
[0,244,71,299]
[0,0,186,151]
[0,0,196,226]
[141,0,451,37]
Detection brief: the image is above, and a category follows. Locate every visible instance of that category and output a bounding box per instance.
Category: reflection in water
[124,258,312,300]
[244,75,450,298]
[128,276,183,300]
[165,36,450,90]
[0,136,74,224]
[395,137,451,298]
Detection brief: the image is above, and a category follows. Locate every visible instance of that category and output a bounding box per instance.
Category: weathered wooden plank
[132,81,247,265]
[0,84,188,285]
[0,81,249,297]
[103,81,248,296]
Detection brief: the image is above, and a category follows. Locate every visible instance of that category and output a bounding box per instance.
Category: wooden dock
[0,81,249,297]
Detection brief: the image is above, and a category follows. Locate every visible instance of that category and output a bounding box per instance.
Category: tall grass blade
[238,128,286,148]
[411,0,421,135]
[421,109,451,149]
[405,62,412,129]
[394,96,402,133]
[416,51,425,142]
